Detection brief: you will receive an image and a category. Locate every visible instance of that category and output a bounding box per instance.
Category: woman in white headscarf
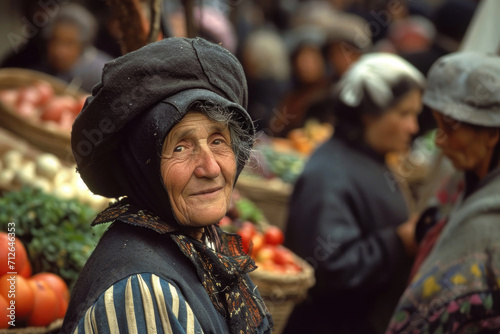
[283,53,425,334]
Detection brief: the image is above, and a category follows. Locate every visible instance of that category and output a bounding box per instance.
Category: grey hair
[43,3,98,48]
[192,102,255,168]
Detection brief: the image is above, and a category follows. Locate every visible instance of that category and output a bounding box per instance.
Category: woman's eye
[173,145,184,153]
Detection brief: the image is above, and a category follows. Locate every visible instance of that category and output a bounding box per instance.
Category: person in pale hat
[387,52,500,333]
[61,37,273,333]
[283,53,425,334]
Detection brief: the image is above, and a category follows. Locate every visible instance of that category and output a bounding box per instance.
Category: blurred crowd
[2,1,493,334]
[1,0,478,137]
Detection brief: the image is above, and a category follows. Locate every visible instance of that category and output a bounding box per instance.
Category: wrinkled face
[47,23,82,73]
[364,88,422,154]
[432,111,499,177]
[161,112,237,229]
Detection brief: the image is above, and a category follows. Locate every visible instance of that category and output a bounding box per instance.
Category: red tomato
[237,229,253,254]
[264,225,284,246]
[27,280,58,326]
[0,233,28,277]
[240,221,257,237]
[0,294,9,329]
[19,260,32,278]
[273,246,296,266]
[0,274,34,321]
[32,273,69,319]
[255,244,275,263]
[250,233,264,258]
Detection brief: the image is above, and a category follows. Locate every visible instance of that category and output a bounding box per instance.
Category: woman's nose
[408,116,419,135]
[193,146,221,179]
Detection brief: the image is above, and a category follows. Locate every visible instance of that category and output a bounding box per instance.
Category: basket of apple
[220,194,315,334]
[0,68,88,161]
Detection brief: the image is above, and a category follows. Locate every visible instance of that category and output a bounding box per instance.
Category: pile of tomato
[220,217,301,274]
[0,81,87,131]
[0,232,69,329]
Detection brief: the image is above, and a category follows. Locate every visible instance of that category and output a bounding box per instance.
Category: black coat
[62,221,270,333]
[283,136,411,333]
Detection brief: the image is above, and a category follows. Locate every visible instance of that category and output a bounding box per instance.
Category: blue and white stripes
[73,273,204,334]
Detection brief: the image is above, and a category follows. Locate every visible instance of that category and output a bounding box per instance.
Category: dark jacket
[62,221,270,333]
[283,136,411,333]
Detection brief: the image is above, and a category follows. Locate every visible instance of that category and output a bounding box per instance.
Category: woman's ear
[486,128,500,149]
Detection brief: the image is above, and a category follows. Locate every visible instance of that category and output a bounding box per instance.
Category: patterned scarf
[92,200,272,333]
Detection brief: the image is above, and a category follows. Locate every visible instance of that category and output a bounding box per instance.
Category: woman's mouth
[190,186,223,198]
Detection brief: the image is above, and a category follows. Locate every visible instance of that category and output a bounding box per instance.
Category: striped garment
[73,273,204,334]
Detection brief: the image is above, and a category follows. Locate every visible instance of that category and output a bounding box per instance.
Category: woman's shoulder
[73,273,206,334]
[388,252,500,333]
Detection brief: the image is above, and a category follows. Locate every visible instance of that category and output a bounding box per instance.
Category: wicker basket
[0,68,86,162]
[250,255,315,334]
[235,175,292,231]
[0,319,62,334]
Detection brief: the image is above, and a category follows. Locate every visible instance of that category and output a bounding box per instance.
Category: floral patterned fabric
[387,169,500,334]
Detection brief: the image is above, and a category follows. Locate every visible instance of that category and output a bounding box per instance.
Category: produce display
[248,119,333,184]
[257,145,305,184]
[0,148,109,210]
[0,232,71,328]
[0,187,108,290]
[0,81,86,132]
[286,119,333,155]
[220,192,302,274]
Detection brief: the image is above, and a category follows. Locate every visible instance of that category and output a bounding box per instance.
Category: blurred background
[0,0,481,137]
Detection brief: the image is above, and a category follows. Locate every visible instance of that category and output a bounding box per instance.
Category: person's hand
[396,214,419,257]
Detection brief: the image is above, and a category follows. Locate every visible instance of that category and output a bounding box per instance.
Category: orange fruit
[0,232,29,277]
[32,273,69,319]
[27,280,58,327]
[0,294,10,329]
[0,274,34,321]
[19,260,32,278]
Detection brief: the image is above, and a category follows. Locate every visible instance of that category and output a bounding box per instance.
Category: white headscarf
[337,53,425,110]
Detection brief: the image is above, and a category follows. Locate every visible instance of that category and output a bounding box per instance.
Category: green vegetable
[0,186,109,289]
[235,198,265,226]
[261,146,305,183]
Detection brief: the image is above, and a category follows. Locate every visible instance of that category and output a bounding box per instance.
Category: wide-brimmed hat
[423,51,500,127]
[72,37,254,198]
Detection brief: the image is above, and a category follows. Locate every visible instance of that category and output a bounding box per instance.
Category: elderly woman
[387,52,500,333]
[283,53,425,334]
[61,37,273,334]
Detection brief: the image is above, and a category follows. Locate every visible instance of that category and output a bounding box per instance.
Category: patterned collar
[91,200,273,333]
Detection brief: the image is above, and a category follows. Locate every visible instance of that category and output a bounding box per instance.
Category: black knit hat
[72,37,253,199]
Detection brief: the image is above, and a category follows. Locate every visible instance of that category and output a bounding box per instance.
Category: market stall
[0,68,315,334]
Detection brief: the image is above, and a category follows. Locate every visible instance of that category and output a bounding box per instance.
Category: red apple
[264,225,284,246]
[41,96,76,123]
[34,82,54,106]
